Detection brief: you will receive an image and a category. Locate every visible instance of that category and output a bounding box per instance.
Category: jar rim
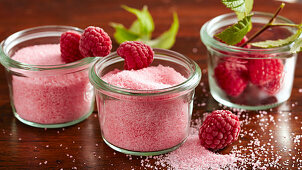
[0,25,97,71]
[89,48,202,96]
[200,11,297,55]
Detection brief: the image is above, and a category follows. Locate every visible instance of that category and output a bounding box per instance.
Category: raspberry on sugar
[60,31,84,63]
[117,41,154,70]
[199,110,240,150]
[79,26,112,57]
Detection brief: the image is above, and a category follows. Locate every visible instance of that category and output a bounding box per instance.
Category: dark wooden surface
[0,0,302,169]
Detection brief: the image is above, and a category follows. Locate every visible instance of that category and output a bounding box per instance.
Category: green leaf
[129,20,141,34]
[236,0,253,20]
[110,5,179,49]
[122,5,154,37]
[291,37,302,53]
[215,15,252,45]
[145,12,179,49]
[128,20,150,41]
[251,28,302,48]
[110,23,140,44]
[222,0,246,13]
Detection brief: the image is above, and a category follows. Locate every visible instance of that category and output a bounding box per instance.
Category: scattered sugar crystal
[192,47,198,53]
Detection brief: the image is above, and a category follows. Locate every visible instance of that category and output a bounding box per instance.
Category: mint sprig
[216,15,252,45]
[110,5,179,49]
[222,0,247,13]
[217,1,302,54]
[291,37,302,53]
[216,0,253,44]
[233,0,254,20]
[110,23,140,44]
[145,13,179,49]
[251,27,302,48]
[121,5,154,39]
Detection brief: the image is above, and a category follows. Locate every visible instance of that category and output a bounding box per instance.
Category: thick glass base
[13,106,94,128]
[103,136,187,156]
[211,91,286,110]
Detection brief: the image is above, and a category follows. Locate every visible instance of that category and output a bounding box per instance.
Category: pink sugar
[154,129,238,169]
[102,65,185,90]
[13,44,64,65]
[99,65,189,151]
[12,44,94,124]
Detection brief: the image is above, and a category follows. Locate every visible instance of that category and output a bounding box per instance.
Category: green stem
[269,23,301,28]
[240,3,285,47]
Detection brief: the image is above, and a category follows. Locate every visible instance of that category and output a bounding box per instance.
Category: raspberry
[261,76,283,95]
[60,31,84,63]
[199,110,240,150]
[79,26,112,57]
[248,57,284,86]
[214,57,248,97]
[117,41,154,70]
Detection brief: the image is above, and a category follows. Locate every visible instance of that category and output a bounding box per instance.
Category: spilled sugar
[136,120,238,169]
[154,129,238,169]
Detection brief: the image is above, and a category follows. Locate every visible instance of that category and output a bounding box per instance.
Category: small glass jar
[89,49,201,156]
[0,26,97,128]
[201,12,298,110]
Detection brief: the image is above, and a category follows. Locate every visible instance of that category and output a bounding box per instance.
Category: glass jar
[0,26,97,128]
[89,49,201,156]
[201,12,298,110]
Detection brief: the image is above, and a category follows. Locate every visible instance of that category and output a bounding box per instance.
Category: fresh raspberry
[261,76,283,95]
[248,57,284,86]
[79,26,112,57]
[60,31,84,63]
[117,41,154,70]
[214,57,248,97]
[199,110,240,150]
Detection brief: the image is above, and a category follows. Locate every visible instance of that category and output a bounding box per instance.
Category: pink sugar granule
[99,65,189,151]
[12,44,94,124]
[155,128,238,169]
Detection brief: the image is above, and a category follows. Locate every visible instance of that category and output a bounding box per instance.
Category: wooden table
[0,0,301,169]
